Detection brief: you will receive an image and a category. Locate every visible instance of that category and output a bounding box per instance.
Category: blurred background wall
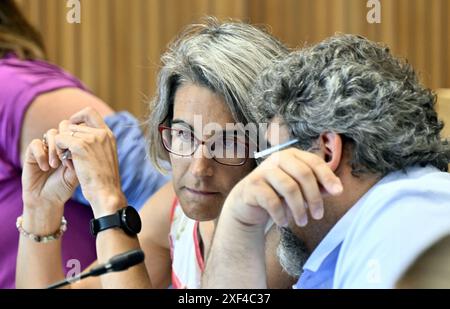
[14,0,450,118]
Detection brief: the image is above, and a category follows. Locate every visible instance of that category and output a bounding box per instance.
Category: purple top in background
[0,54,96,288]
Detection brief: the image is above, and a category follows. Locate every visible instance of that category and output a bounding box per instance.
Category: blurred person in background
[396,234,450,289]
[0,0,169,288]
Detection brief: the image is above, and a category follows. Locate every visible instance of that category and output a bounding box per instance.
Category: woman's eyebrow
[171,120,247,138]
[171,119,194,131]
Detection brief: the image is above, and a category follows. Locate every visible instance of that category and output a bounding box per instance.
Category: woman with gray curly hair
[16,18,293,289]
[204,34,450,289]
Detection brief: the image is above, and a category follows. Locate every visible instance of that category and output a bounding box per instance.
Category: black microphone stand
[47,249,145,289]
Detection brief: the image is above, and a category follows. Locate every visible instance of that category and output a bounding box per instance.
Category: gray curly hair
[147,17,288,172]
[252,34,450,175]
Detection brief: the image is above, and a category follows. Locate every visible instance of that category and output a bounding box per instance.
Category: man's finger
[279,158,324,220]
[292,149,343,195]
[264,170,308,226]
[254,183,288,227]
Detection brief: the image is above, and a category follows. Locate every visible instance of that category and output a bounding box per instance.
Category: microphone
[47,249,145,289]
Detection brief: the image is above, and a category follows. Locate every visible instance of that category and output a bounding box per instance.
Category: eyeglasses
[158,125,250,166]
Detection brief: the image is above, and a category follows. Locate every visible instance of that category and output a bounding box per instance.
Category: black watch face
[122,207,142,235]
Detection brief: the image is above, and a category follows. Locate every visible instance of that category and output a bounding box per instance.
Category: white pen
[253,138,300,159]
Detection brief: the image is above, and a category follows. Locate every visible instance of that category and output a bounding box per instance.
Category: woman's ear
[318,132,342,171]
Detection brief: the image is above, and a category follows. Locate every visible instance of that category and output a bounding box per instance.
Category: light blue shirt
[295,165,450,289]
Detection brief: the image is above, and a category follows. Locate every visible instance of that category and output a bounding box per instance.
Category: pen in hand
[253,139,300,160]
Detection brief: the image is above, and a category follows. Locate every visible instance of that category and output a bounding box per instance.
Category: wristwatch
[90,206,142,237]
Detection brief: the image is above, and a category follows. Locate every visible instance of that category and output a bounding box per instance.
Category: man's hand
[224,148,343,229]
[203,148,343,288]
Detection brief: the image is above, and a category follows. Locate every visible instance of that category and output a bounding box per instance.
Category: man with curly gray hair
[204,34,450,288]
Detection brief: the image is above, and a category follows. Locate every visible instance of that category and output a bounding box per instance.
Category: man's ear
[318,132,342,171]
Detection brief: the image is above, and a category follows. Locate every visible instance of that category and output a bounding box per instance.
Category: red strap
[169,197,178,223]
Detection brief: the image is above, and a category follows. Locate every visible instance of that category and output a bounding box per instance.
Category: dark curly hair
[252,34,450,175]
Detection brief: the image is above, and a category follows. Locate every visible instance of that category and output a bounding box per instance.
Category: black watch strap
[90,206,142,237]
[90,212,121,237]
